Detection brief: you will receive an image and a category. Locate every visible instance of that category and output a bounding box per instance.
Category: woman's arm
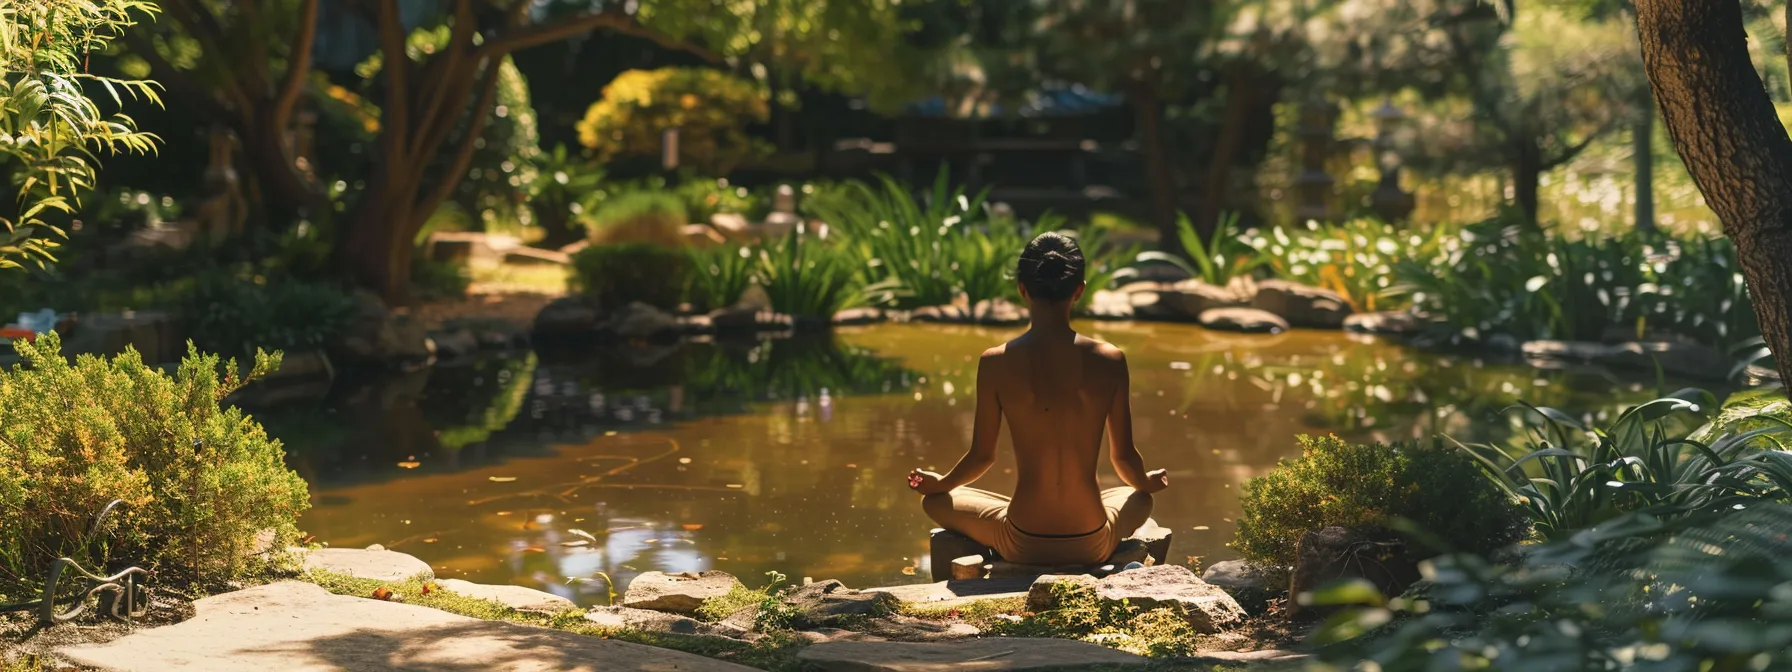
[912,351,1002,494]
[1105,347,1168,493]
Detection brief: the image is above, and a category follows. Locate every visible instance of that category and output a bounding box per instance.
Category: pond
[272,322,1680,607]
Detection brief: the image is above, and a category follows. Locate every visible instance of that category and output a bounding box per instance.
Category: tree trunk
[1633,105,1656,233]
[1513,141,1542,228]
[238,113,321,225]
[1634,0,1792,382]
[1195,68,1277,242]
[344,187,420,306]
[1132,86,1181,256]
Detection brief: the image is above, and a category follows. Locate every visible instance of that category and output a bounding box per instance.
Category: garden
[6,0,1792,671]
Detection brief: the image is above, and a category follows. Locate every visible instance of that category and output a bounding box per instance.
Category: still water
[276,322,1668,606]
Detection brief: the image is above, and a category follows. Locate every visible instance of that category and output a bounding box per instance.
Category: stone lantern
[1369,98,1416,223]
[1293,95,1338,222]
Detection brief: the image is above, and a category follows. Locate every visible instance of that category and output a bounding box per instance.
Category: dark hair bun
[1016,232,1086,303]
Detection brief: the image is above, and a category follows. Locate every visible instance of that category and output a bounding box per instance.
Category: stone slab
[59,581,754,672]
[864,578,1035,610]
[797,638,1148,671]
[301,548,434,582]
[622,571,744,614]
[438,578,576,613]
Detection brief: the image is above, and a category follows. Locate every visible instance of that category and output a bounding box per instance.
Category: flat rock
[608,302,681,341]
[1200,560,1272,592]
[798,638,1148,671]
[1029,566,1246,634]
[1198,307,1289,334]
[1156,279,1250,319]
[1289,527,1417,621]
[865,578,1034,610]
[59,581,753,672]
[1343,311,1421,336]
[301,547,434,582]
[622,571,744,614]
[781,580,901,628]
[833,307,888,326]
[585,606,749,640]
[1251,279,1352,328]
[438,579,576,613]
[1079,290,1135,320]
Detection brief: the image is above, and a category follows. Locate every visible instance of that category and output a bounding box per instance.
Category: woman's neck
[1026,303,1076,339]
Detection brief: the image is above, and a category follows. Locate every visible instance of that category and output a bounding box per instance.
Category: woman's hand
[908,469,949,495]
[1141,469,1170,493]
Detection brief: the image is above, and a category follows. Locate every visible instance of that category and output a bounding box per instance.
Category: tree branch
[377,0,412,164]
[474,11,720,63]
[409,0,478,159]
[414,65,502,224]
[272,0,321,131]
[160,0,260,97]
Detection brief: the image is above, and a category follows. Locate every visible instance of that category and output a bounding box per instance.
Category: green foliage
[985,581,1200,658]
[809,172,1025,310]
[570,243,689,310]
[753,225,885,318]
[1311,504,1792,671]
[432,354,537,451]
[182,272,360,359]
[0,0,162,269]
[695,571,798,630]
[589,191,690,248]
[0,333,310,600]
[1130,212,1265,288]
[1235,435,1530,569]
[685,244,756,312]
[527,144,607,242]
[411,255,471,302]
[1396,215,1759,347]
[1067,225,1141,311]
[1456,390,1792,542]
[1252,219,1452,313]
[576,68,771,176]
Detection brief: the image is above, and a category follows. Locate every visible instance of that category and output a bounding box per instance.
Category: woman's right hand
[1142,469,1170,493]
[908,469,948,495]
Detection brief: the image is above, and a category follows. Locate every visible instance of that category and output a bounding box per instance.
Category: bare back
[979,332,1127,535]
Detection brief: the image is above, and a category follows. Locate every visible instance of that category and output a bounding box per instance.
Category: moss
[695,585,775,623]
[898,596,1028,626]
[303,571,807,670]
[1691,389,1792,443]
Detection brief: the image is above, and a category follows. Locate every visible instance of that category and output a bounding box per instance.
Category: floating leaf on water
[569,529,599,543]
[523,546,546,553]
[682,524,703,531]
[496,511,512,516]
[678,458,692,464]
[397,461,421,469]
[901,566,917,576]
[844,463,857,469]
[489,476,517,482]
[643,539,660,544]
[1192,526,1211,531]
[371,587,395,601]
[423,537,439,543]
[561,540,590,547]
[726,484,744,489]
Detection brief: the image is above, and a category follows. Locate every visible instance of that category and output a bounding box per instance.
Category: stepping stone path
[300,547,434,582]
[437,578,576,613]
[798,638,1148,671]
[622,570,746,613]
[57,581,753,672]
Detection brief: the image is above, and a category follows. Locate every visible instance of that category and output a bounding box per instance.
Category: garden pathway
[56,581,752,672]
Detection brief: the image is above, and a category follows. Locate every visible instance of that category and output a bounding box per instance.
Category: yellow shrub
[576,68,773,176]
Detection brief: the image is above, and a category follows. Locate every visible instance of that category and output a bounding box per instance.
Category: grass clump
[986,582,1202,658]
[1234,435,1530,570]
[0,333,310,601]
[694,571,801,631]
[589,191,691,248]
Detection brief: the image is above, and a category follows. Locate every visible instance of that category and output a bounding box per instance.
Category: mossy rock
[1690,389,1792,443]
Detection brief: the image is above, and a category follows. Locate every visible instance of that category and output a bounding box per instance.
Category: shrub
[807,172,1027,310]
[575,68,772,176]
[588,191,691,248]
[411,255,472,301]
[0,334,310,600]
[1313,505,1792,671]
[1459,391,1792,541]
[182,272,361,359]
[569,243,690,310]
[1250,217,1451,312]
[685,244,756,312]
[1129,212,1265,287]
[1234,435,1530,569]
[753,225,887,319]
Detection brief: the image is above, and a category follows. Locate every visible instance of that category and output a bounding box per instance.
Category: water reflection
[274,323,1683,606]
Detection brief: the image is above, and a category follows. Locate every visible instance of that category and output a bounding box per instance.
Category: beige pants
[923,487,1154,566]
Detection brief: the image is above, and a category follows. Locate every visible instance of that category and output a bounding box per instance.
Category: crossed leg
[921,487,1011,551]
